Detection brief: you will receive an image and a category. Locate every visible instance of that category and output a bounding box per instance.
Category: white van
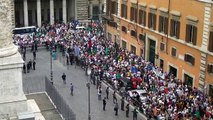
[76,26,85,30]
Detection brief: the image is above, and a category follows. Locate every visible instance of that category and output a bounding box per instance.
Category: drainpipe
[165,0,171,54]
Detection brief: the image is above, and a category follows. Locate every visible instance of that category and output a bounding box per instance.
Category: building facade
[14,0,105,27]
[104,0,213,96]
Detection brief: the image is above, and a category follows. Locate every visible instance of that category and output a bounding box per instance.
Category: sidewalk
[26,93,62,120]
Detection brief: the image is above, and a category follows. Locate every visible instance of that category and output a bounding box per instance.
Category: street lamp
[86,67,92,120]
[50,40,53,84]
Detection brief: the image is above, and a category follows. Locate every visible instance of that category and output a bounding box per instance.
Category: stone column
[74,0,77,20]
[71,0,75,19]
[23,0,28,26]
[63,0,67,23]
[11,0,15,28]
[0,0,28,119]
[50,0,54,24]
[37,0,42,27]
[90,3,93,18]
[99,0,102,21]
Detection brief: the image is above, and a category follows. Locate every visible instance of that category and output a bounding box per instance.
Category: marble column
[71,0,75,19]
[74,0,77,20]
[99,1,102,21]
[0,0,28,118]
[63,0,67,23]
[90,3,93,18]
[37,0,42,27]
[23,0,28,26]
[50,0,54,24]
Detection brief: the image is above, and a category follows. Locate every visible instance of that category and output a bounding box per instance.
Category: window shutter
[111,1,115,14]
[139,10,142,24]
[170,19,174,36]
[159,16,162,32]
[135,8,138,23]
[164,17,168,34]
[153,14,156,30]
[208,32,213,52]
[210,65,213,73]
[192,26,197,45]
[160,43,165,51]
[176,21,180,39]
[207,64,211,73]
[184,54,187,61]
[185,24,190,43]
[191,57,195,65]
[113,2,115,14]
[171,48,176,57]
[130,7,134,21]
[148,13,151,28]
[121,4,124,17]
[144,11,146,26]
[116,2,118,15]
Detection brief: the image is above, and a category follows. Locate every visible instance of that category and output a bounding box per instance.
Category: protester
[13,21,213,120]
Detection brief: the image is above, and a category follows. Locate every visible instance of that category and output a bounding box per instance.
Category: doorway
[93,6,99,20]
[160,59,164,69]
[184,74,193,87]
[149,39,156,65]
[131,45,136,54]
[169,65,177,77]
[209,85,213,97]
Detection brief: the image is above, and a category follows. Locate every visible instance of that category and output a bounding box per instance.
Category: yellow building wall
[106,0,213,89]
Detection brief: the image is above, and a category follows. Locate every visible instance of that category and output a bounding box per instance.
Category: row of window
[108,1,213,53]
[161,43,213,74]
[119,34,212,74]
[120,4,181,38]
[159,42,195,66]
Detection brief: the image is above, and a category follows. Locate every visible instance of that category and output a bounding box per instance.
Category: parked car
[128,89,148,103]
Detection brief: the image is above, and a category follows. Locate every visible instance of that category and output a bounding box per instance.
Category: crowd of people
[14,21,213,120]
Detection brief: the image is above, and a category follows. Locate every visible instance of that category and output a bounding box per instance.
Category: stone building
[14,0,105,27]
[104,0,213,96]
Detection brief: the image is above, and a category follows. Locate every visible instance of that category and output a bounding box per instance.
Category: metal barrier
[45,77,76,120]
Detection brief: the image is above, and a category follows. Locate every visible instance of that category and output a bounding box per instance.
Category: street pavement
[23,49,146,120]
[26,93,63,120]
